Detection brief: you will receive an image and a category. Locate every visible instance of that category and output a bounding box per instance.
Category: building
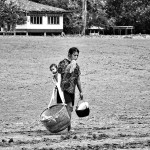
[112,26,134,35]
[1,0,68,35]
[88,26,105,36]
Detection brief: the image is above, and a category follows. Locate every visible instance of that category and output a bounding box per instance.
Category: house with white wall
[1,0,68,35]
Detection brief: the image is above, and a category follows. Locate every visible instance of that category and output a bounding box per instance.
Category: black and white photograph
[0,0,150,149]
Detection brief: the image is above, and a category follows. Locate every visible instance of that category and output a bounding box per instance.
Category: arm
[77,76,83,100]
[56,73,66,104]
[48,76,56,108]
[57,73,61,86]
[48,87,56,108]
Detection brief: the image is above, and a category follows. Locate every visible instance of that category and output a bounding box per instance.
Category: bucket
[40,104,70,133]
[75,101,90,117]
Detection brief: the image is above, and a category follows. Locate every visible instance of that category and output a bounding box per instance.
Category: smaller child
[48,64,65,108]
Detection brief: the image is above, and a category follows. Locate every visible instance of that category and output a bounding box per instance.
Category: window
[48,16,59,25]
[30,16,42,24]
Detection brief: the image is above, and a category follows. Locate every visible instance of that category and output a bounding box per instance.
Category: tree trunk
[81,0,87,35]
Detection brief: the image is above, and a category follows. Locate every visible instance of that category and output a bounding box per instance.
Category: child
[48,64,65,108]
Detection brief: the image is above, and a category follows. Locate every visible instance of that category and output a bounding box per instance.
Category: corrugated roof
[113,26,134,29]
[88,26,104,30]
[6,0,67,13]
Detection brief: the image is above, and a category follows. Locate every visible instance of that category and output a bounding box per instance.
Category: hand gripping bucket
[40,104,70,133]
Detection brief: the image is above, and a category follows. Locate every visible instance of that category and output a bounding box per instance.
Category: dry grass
[0,36,150,149]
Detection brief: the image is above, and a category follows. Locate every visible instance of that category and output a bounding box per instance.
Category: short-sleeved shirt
[58,59,81,94]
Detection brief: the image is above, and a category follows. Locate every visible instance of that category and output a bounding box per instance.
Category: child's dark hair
[49,63,57,71]
[68,47,79,56]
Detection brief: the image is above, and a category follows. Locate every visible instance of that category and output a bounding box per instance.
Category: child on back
[48,64,65,108]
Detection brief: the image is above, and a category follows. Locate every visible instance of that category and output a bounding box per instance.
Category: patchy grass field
[0,36,150,150]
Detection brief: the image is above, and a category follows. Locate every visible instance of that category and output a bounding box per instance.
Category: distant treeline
[30,0,150,34]
[1,0,150,34]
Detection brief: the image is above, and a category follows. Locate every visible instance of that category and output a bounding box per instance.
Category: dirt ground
[0,35,150,150]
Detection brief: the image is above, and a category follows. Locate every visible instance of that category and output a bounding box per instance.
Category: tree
[29,0,109,34]
[64,0,83,34]
[31,0,69,9]
[81,0,87,35]
[87,0,109,28]
[0,0,27,31]
[105,0,150,33]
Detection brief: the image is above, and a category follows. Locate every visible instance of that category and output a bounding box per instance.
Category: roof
[6,0,68,13]
[113,26,134,29]
[88,26,104,30]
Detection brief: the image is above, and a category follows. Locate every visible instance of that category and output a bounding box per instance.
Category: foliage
[87,0,109,28]
[105,0,150,33]
[0,0,27,31]
[64,0,83,34]
[2,0,150,34]
[30,0,69,9]
[30,0,109,34]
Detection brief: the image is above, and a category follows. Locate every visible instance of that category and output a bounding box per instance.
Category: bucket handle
[76,97,88,109]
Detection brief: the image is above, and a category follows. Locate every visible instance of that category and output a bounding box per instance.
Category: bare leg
[66,102,73,131]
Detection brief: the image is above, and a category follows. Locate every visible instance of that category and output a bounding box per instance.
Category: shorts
[57,90,75,106]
